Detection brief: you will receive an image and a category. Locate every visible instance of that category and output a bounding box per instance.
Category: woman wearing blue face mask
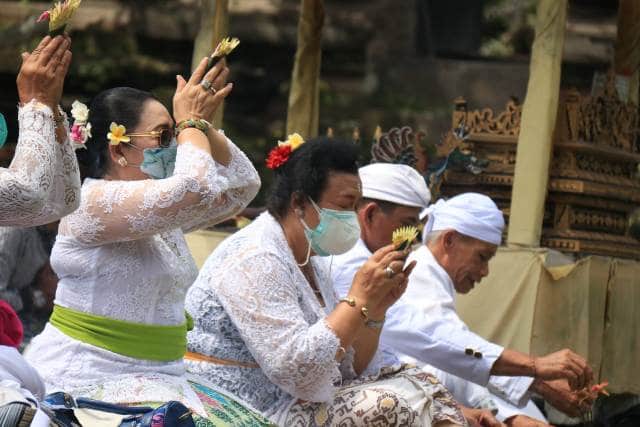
[184,138,467,426]
[24,58,271,425]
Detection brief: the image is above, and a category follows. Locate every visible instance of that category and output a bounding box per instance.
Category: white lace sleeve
[214,252,343,402]
[182,136,261,232]
[0,102,80,226]
[56,110,81,217]
[60,139,259,244]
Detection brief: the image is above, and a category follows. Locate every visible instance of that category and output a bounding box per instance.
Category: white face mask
[300,198,361,257]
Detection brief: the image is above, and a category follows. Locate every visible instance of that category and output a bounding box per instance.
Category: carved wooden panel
[441,80,640,259]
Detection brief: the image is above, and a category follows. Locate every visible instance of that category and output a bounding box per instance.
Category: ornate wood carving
[453,97,521,140]
[441,82,640,259]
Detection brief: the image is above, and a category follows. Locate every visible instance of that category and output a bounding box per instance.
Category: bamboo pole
[507,0,568,246]
[614,0,640,104]
[191,0,229,128]
[286,0,325,138]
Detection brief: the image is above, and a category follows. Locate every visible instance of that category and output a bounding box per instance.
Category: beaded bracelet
[175,118,212,136]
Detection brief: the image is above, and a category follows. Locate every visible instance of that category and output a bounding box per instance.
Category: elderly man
[332,185,594,425]
[332,164,503,426]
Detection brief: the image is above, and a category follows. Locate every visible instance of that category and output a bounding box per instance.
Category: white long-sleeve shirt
[0,101,80,226]
[331,240,534,407]
[25,137,260,416]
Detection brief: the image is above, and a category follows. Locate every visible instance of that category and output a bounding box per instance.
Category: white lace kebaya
[24,136,260,416]
[0,101,80,226]
[185,212,361,423]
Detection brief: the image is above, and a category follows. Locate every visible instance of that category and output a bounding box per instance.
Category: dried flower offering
[37,0,82,36]
[207,37,240,71]
[591,381,610,397]
[392,226,419,251]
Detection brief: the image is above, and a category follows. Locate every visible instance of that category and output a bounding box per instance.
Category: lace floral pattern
[25,136,260,415]
[185,212,357,422]
[0,101,80,226]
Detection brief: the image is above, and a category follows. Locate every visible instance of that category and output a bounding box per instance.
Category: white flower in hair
[71,100,89,123]
[69,100,91,150]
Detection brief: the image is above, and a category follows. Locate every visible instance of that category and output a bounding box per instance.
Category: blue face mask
[139,139,177,179]
[0,113,7,149]
[300,198,361,257]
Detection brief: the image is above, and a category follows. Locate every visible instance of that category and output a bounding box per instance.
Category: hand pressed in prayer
[532,378,593,418]
[173,57,232,124]
[504,415,550,427]
[461,406,504,427]
[17,35,72,109]
[533,349,593,390]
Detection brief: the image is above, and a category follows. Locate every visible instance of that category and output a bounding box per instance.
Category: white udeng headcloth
[420,193,505,245]
[359,163,431,208]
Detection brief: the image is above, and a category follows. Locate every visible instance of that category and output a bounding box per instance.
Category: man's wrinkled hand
[532,378,592,418]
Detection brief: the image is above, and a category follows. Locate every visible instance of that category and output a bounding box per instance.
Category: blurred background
[0,0,619,204]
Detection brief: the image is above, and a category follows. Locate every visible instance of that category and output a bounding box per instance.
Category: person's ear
[362,202,378,225]
[108,143,127,166]
[290,192,307,218]
[442,230,456,249]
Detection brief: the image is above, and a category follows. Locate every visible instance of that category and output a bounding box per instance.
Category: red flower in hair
[266,144,292,170]
[0,300,23,348]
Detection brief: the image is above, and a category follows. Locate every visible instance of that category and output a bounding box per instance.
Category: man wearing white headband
[332,163,430,299]
[333,165,506,426]
[382,193,594,425]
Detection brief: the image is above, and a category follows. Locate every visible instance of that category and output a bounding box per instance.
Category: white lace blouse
[0,102,80,226]
[185,212,358,423]
[24,137,260,415]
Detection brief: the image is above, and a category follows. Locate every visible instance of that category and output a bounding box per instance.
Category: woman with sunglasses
[24,58,269,425]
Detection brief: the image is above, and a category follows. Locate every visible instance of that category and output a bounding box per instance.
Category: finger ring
[200,78,212,90]
[209,86,218,94]
[384,266,395,278]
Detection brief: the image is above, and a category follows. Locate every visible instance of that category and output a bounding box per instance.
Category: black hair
[76,87,157,180]
[267,138,359,219]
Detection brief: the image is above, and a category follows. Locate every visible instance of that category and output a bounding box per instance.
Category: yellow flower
[286,133,305,150]
[212,37,240,58]
[107,122,130,146]
[277,133,305,151]
[47,0,82,34]
[392,225,419,251]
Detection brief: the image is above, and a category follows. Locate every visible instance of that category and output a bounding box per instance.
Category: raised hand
[17,35,72,109]
[173,57,232,124]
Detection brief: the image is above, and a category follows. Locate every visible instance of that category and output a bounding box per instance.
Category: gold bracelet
[339,296,369,322]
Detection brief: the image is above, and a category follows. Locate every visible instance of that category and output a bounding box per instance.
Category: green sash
[50,304,193,362]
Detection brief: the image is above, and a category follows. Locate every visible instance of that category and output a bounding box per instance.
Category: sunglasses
[127,128,175,148]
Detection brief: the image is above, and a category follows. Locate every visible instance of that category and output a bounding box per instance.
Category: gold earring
[118,157,128,167]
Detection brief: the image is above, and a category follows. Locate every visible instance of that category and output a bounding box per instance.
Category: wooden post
[614,0,640,104]
[191,0,229,128]
[507,0,568,246]
[286,0,324,138]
